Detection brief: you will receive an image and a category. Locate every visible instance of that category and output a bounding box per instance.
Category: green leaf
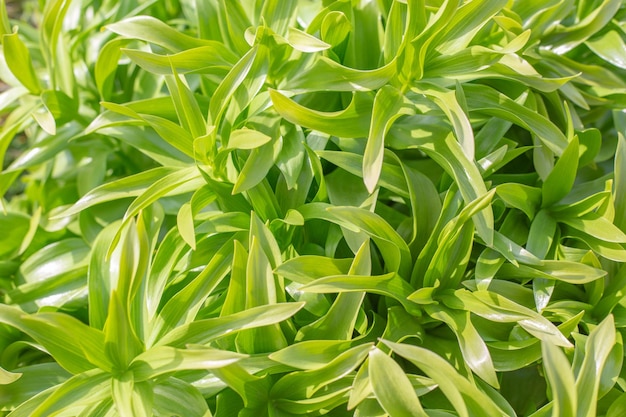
[270,343,372,399]
[153,379,210,417]
[0,305,111,374]
[300,272,419,316]
[270,340,355,370]
[586,30,626,70]
[270,89,373,138]
[498,261,606,285]
[0,0,10,36]
[208,42,266,127]
[321,11,351,47]
[434,0,508,55]
[369,348,428,417]
[542,136,579,207]
[106,16,214,51]
[6,122,82,173]
[150,235,235,344]
[496,184,542,220]
[275,255,353,284]
[542,0,621,54]
[227,128,272,149]
[95,38,131,100]
[0,363,69,409]
[103,291,144,371]
[464,84,568,155]
[236,235,288,353]
[414,82,474,160]
[615,133,626,233]
[8,238,90,306]
[318,150,409,197]
[381,340,508,417]
[2,31,41,94]
[28,370,111,417]
[111,372,151,417]
[296,240,370,341]
[0,365,21,384]
[176,202,196,250]
[123,44,237,74]
[57,167,180,217]
[575,315,616,417]
[542,342,577,417]
[560,213,626,243]
[417,133,494,246]
[444,290,572,347]
[363,85,412,192]
[233,136,282,194]
[165,70,206,139]
[285,56,396,93]
[326,206,412,277]
[157,302,305,347]
[130,346,246,381]
[286,27,330,52]
[0,212,32,258]
[426,305,499,388]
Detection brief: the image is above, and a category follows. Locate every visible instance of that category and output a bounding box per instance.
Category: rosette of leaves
[2,0,626,416]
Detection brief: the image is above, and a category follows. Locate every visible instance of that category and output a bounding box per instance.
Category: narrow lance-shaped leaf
[236,236,288,353]
[613,133,626,232]
[130,347,247,381]
[542,0,621,54]
[2,31,41,94]
[576,315,616,417]
[123,43,237,74]
[165,66,206,139]
[270,343,373,399]
[542,342,577,417]
[381,340,508,417]
[232,136,283,194]
[28,370,111,417]
[434,0,508,54]
[0,305,111,374]
[156,302,305,348]
[270,89,373,138]
[586,30,626,70]
[0,0,10,36]
[326,206,412,277]
[426,304,499,388]
[301,272,420,316]
[149,235,235,345]
[103,291,144,371]
[285,55,396,93]
[444,290,573,347]
[542,136,579,208]
[418,133,494,246]
[369,348,428,417]
[106,16,214,51]
[363,85,412,193]
[209,45,257,126]
[112,372,151,417]
[0,366,21,384]
[464,84,568,155]
[297,240,370,341]
[413,82,474,160]
[528,209,557,311]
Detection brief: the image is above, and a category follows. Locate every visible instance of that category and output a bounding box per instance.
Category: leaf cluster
[2,0,626,416]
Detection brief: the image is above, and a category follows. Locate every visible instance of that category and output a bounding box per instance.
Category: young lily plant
[2,0,626,416]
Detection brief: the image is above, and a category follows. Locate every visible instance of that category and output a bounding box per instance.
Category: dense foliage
[2,0,626,415]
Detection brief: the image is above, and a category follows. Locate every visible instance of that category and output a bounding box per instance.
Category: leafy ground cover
[2,0,626,416]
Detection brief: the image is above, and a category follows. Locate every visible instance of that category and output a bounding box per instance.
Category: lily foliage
[2,0,626,416]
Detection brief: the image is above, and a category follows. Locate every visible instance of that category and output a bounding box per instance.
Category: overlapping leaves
[2,0,626,416]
